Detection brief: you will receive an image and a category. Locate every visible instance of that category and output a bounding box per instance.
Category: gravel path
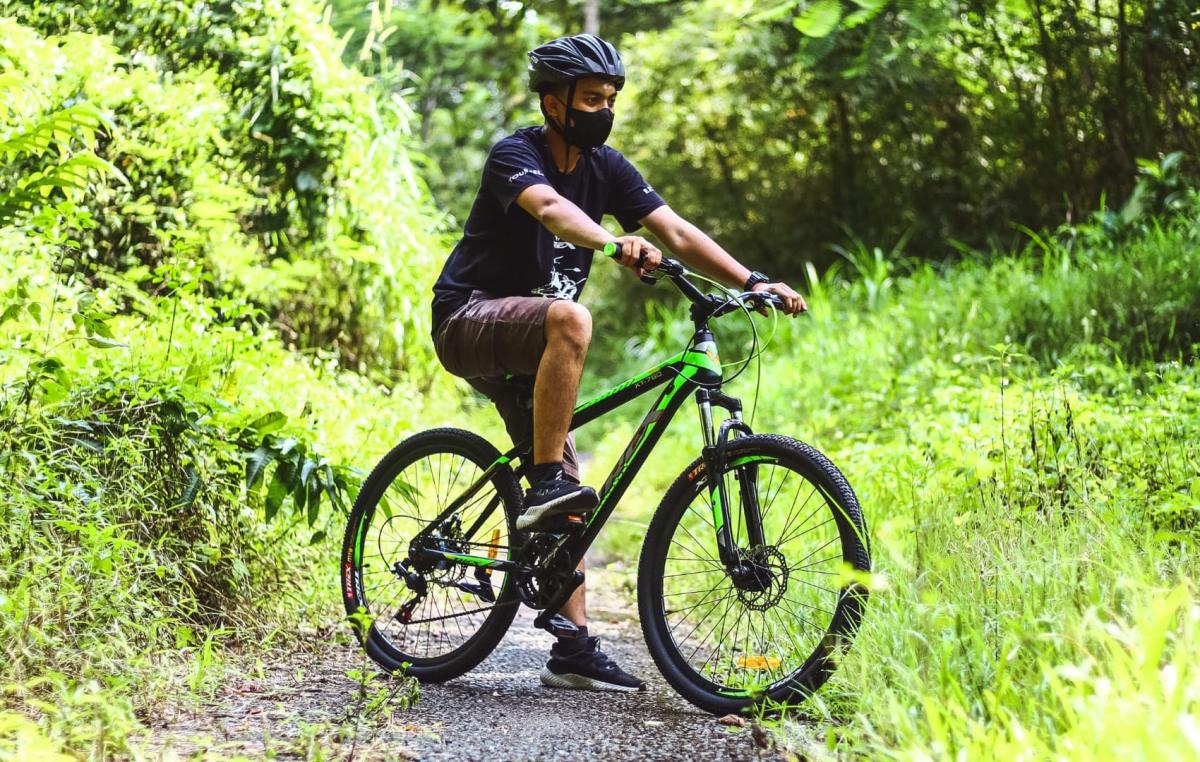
[144,576,781,761]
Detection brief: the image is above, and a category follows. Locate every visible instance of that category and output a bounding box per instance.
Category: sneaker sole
[539,666,644,692]
[516,489,598,530]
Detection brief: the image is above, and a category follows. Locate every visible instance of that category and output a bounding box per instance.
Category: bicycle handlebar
[601,241,784,317]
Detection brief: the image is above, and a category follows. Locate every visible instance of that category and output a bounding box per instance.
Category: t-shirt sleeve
[603,150,667,232]
[483,138,552,213]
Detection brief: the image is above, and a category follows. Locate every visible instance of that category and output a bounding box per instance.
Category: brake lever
[742,290,780,316]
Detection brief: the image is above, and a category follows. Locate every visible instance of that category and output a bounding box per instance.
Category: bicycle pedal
[536,612,586,639]
[456,578,496,603]
[530,514,587,533]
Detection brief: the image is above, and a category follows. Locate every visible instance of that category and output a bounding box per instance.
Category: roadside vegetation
[0,4,478,756]
[584,169,1199,758]
[1,1,1197,759]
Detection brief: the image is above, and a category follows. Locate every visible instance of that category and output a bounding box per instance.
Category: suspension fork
[696,389,764,566]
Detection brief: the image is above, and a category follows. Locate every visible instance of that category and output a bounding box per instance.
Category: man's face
[544,76,618,124]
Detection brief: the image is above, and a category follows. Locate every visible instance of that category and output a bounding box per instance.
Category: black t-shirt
[431,126,666,334]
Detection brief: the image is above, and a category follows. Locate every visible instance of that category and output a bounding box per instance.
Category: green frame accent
[442,552,507,568]
[729,455,774,468]
[403,331,727,574]
[575,353,681,412]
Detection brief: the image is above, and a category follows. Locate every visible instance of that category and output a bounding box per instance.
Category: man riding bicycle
[430,33,805,692]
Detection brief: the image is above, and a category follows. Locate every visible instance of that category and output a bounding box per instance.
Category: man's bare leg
[534,300,591,627]
[560,559,587,628]
[532,303,644,688]
[533,301,591,465]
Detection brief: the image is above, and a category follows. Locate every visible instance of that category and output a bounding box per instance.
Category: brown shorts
[433,290,579,481]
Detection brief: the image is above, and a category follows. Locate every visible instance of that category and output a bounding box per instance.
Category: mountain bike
[340,249,870,715]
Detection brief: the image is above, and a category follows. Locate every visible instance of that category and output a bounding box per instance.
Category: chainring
[515,533,576,609]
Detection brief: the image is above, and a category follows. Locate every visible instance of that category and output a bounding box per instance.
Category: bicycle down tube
[410,330,725,573]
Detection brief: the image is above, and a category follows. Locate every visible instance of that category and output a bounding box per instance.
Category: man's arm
[640,205,806,314]
[516,184,662,274]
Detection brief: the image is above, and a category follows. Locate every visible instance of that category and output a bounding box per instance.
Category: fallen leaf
[718,714,747,727]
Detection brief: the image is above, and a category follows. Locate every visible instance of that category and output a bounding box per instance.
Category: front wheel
[638,434,870,715]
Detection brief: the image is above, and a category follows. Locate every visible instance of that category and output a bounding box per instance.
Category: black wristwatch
[744,271,770,291]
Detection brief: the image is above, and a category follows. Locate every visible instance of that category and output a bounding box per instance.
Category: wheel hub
[730,545,788,610]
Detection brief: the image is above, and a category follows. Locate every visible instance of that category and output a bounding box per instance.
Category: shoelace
[529,478,576,496]
[574,640,621,672]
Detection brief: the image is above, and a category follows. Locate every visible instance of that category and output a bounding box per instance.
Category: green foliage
[0,9,478,756]
[582,204,1200,759]
[352,0,1198,278]
[619,0,1200,273]
[329,0,552,222]
[3,0,451,377]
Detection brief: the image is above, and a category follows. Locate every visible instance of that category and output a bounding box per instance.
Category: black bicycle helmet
[528,34,625,93]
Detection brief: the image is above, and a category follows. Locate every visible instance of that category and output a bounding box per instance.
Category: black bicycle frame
[408,324,756,578]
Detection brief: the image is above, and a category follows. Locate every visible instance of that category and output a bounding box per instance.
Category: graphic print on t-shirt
[531,255,586,300]
[551,235,577,250]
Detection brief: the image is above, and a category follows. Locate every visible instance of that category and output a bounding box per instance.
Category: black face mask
[549,82,614,151]
[560,104,613,150]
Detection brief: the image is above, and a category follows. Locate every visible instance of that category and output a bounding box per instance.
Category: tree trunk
[835,92,858,231]
[1030,0,1080,216]
[583,0,599,35]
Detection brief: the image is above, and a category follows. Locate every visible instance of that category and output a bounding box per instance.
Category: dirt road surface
[144,580,784,761]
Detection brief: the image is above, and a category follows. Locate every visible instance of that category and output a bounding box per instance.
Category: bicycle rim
[656,452,862,697]
[354,446,515,664]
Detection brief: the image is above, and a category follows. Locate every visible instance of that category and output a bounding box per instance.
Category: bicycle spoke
[670,587,736,648]
[662,567,724,579]
[667,584,735,620]
[787,535,839,569]
[657,449,866,698]
[355,446,515,662]
[676,518,719,562]
[775,486,818,548]
[682,590,738,663]
[761,467,792,521]
[783,593,836,618]
[778,515,834,549]
[789,554,841,574]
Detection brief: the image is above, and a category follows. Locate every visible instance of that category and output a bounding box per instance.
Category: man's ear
[542,91,563,122]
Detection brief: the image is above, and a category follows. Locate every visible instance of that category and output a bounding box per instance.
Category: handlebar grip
[602,241,619,258]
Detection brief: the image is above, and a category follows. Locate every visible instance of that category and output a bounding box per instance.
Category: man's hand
[611,235,662,278]
[752,281,807,316]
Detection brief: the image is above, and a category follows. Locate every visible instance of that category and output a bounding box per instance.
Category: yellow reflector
[737,655,780,670]
[488,529,500,558]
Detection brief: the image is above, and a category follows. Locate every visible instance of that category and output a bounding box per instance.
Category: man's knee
[545,301,592,353]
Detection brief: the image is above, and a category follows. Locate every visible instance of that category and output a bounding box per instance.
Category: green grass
[579,201,1200,759]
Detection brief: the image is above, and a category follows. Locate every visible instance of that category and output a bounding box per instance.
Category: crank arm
[531,570,585,630]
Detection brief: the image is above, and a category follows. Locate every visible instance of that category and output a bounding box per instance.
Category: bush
[3,2,452,377]
[0,11,476,755]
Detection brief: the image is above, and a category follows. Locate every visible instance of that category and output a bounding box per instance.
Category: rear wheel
[638,434,870,714]
[341,428,522,681]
